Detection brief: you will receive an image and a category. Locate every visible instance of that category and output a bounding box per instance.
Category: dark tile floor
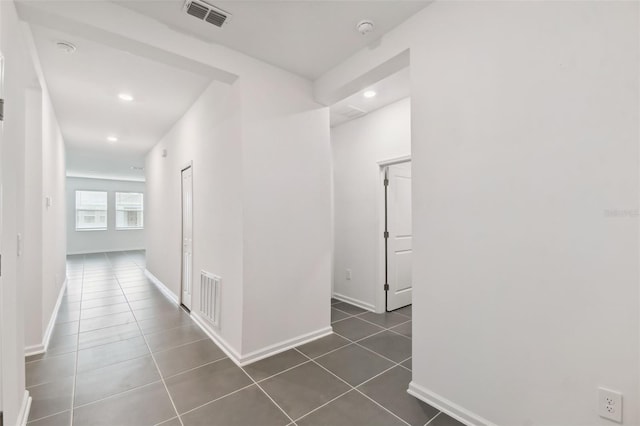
[26,251,463,426]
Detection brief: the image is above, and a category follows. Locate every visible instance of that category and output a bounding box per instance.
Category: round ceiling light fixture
[118,93,134,102]
[356,20,375,36]
[107,136,118,143]
[56,41,77,54]
[363,90,377,98]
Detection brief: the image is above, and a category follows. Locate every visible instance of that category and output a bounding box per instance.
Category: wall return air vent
[184,0,231,28]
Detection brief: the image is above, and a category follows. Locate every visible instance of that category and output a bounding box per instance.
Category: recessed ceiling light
[118,93,134,102]
[56,41,76,54]
[363,90,377,98]
[107,136,118,143]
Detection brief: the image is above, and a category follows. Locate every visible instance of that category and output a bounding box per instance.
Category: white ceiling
[114,0,429,79]
[330,67,410,127]
[31,24,213,180]
[25,1,425,180]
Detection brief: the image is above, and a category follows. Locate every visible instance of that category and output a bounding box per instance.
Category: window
[116,192,144,229]
[76,191,108,230]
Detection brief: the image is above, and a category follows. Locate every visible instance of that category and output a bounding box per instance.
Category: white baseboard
[144,269,179,304]
[191,312,332,367]
[24,344,45,357]
[332,292,375,312]
[17,390,32,426]
[191,312,244,366]
[25,278,68,357]
[408,381,496,426]
[67,247,145,255]
[239,326,333,366]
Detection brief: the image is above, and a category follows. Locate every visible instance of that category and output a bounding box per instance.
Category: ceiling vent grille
[336,105,367,119]
[184,0,231,27]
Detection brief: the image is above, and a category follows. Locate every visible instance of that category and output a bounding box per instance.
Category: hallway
[25,251,460,426]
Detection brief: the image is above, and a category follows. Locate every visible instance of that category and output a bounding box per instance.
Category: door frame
[377,155,412,313]
[180,161,193,311]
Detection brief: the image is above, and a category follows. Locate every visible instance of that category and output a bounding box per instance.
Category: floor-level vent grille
[200,271,221,327]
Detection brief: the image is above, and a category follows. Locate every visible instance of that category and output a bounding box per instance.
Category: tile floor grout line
[176,382,256,418]
[252,359,312,385]
[159,355,228,382]
[293,346,401,394]
[67,253,89,425]
[288,387,354,424]
[321,329,412,373]
[295,341,352,362]
[26,407,71,424]
[331,328,406,365]
[154,416,181,426]
[235,360,297,424]
[353,387,413,426]
[71,380,164,410]
[342,313,412,335]
[111,256,186,426]
[424,411,442,426]
[301,352,412,426]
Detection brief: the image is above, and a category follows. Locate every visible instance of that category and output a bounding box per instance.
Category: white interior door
[181,166,193,310]
[386,162,412,311]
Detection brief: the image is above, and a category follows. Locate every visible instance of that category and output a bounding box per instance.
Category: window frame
[114,191,144,231]
[75,190,108,231]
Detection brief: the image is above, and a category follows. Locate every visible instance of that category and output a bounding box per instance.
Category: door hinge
[383,231,389,239]
[383,178,389,187]
[383,283,389,291]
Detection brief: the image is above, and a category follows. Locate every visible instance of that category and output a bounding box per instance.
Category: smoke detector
[56,41,76,54]
[184,0,232,27]
[356,20,375,35]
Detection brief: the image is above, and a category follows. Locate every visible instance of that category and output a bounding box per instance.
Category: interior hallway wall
[66,177,145,255]
[147,80,245,354]
[316,1,639,425]
[19,27,68,354]
[331,97,411,311]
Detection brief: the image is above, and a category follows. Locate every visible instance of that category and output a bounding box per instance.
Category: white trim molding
[191,312,243,365]
[67,247,145,256]
[239,326,333,366]
[192,312,332,367]
[25,277,68,357]
[332,292,375,312]
[144,269,179,304]
[17,390,32,426]
[408,381,496,426]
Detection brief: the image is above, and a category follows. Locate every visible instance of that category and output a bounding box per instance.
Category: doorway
[384,161,412,311]
[181,164,193,311]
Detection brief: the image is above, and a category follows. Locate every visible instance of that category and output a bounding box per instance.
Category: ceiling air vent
[184,0,231,27]
[336,104,367,119]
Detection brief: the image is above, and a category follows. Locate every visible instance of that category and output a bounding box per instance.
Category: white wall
[66,177,145,255]
[0,5,67,419]
[15,17,68,368]
[147,80,245,353]
[0,0,67,422]
[317,2,639,425]
[147,73,332,362]
[331,98,411,311]
[0,1,29,418]
[23,88,44,351]
[239,66,332,357]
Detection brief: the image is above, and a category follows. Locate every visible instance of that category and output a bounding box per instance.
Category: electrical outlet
[598,387,622,423]
[345,269,352,281]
